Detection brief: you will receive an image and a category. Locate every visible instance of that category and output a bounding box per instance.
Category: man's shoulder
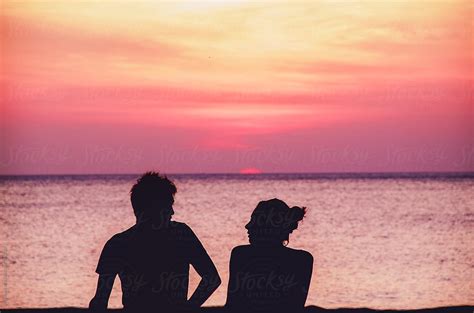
[168,221,193,233]
[170,221,188,229]
[166,221,200,241]
[106,225,137,243]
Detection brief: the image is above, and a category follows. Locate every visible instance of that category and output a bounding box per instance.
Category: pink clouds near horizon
[1,1,472,174]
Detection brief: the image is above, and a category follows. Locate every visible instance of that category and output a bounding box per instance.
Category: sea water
[0,173,472,309]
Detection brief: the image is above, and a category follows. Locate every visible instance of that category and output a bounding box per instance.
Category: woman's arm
[88,274,116,311]
[295,252,314,308]
[225,247,244,309]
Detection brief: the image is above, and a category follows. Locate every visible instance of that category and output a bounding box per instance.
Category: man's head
[130,171,177,222]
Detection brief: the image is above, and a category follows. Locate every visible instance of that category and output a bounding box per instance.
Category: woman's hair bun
[252,199,307,234]
[290,206,307,222]
[283,206,307,233]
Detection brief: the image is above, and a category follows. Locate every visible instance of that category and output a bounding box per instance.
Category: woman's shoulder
[231,244,252,255]
[285,247,314,263]
[230,245,313,262]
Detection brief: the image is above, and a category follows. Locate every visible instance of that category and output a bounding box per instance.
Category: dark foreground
[1,306,472,313]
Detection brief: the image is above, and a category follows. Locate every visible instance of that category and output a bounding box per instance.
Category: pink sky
[1,1,472,174]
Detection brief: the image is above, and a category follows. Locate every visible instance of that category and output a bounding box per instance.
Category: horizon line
[1,171,473,178]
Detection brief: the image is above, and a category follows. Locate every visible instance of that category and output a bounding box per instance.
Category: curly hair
[130,171,177,218]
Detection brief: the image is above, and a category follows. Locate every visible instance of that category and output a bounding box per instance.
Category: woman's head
[245,198,306,246]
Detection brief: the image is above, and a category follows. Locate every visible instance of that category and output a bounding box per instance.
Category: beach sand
[1,306,472,313]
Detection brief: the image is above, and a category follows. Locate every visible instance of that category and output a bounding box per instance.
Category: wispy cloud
[1,0,472,173]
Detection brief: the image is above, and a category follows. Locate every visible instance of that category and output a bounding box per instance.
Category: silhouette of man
[89,172,221,312]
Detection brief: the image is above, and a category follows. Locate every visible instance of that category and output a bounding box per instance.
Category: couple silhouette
[89,172,313,313]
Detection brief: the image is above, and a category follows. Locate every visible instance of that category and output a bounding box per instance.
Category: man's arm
[187,268,221,307]
[89,274,116,311]
[90,235,123,311]
[185,226,221,307]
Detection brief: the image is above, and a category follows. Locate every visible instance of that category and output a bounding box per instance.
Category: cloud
[1,0,472,174]
[2,14,184,86]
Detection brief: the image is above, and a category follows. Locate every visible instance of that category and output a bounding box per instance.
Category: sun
[239,167,262,174]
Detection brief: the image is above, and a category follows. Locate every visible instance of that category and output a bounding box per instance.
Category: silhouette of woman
[225,198,313,313]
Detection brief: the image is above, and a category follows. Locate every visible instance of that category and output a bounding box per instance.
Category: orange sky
[1,1,473,174]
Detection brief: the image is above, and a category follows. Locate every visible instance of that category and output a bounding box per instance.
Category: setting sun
[239,167,262,174]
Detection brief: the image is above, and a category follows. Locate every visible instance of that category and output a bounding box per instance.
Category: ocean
[0,173,473,309]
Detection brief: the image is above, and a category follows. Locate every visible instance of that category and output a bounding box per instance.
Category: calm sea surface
[0,174,473,309]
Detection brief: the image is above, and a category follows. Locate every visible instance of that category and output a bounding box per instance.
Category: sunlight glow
[1,0,472,174]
